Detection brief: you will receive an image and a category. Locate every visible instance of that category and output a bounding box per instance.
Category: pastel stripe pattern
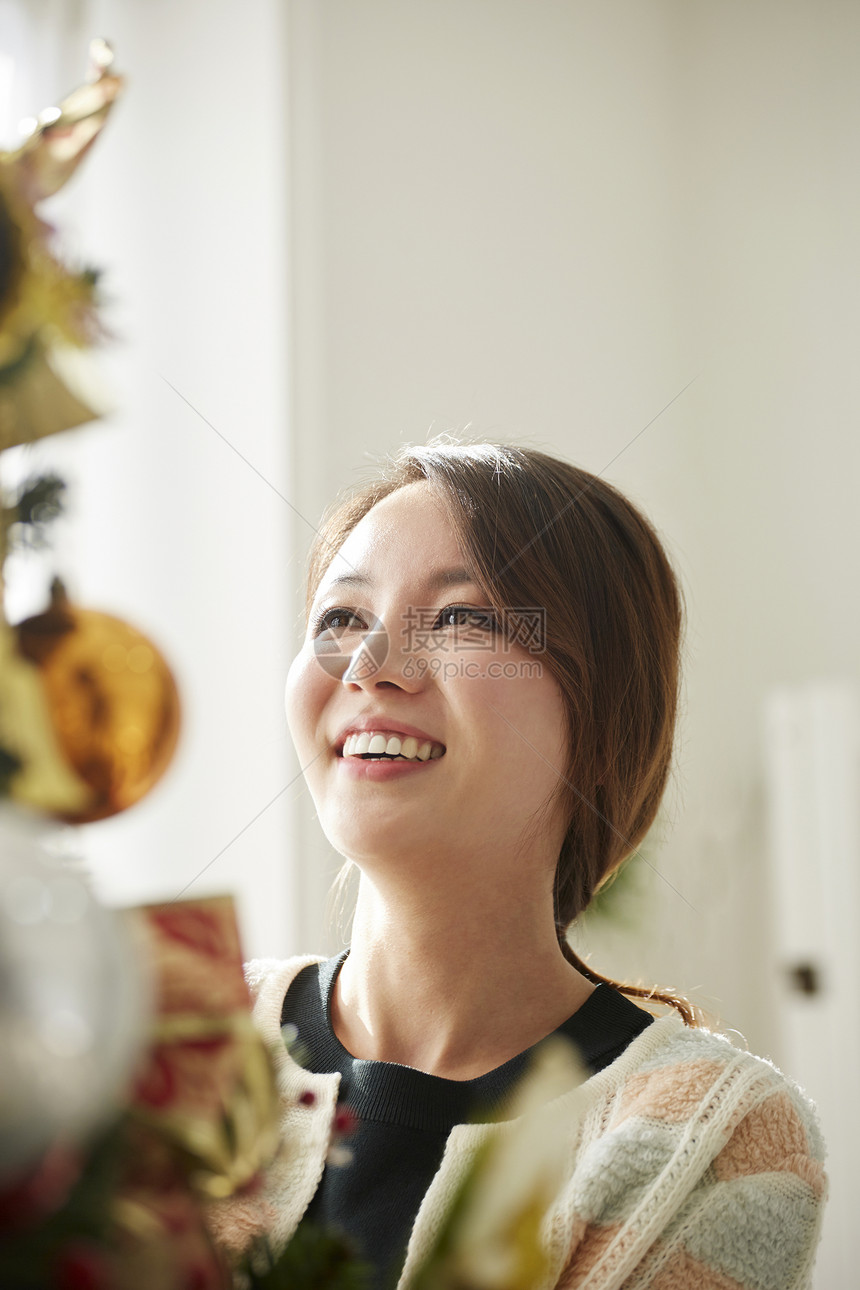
[557,1027,827,1288]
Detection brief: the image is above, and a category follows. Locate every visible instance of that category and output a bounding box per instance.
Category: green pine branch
[240,1223,373,1290]
[3,472,66,553]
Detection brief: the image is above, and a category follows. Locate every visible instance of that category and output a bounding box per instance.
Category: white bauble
[0,801,149,1180]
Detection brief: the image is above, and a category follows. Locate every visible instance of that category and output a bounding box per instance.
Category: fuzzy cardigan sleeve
[552,1025,828,1289]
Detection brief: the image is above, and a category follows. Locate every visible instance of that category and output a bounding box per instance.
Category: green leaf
[240,1222,373,1290]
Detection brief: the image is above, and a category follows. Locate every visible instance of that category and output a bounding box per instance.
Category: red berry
[333,1106,358,1136]
[54,1242,108,1290]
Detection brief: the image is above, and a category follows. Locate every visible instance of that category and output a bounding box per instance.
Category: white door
[764,680,860,1289]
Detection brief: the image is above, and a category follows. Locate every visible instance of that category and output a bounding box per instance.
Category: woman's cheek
[481,666,567,781]
[284,646,325,759]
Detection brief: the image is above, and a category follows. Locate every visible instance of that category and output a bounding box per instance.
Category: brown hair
[305,437,700,1026]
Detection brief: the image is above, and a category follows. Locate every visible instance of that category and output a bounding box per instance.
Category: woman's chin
[326,824,433,871]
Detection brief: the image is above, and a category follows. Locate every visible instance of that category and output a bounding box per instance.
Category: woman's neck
[330,878,595,1080]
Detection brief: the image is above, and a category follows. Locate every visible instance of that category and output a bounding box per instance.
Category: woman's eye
[312,607,364,634]
[436,605,499,632]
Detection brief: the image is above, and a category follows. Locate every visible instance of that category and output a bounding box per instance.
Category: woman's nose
[340,607,426,690]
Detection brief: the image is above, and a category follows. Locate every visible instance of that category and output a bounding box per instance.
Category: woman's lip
[336,755,443,780]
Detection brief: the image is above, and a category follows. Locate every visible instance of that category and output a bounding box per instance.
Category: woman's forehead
[318,484,469,589]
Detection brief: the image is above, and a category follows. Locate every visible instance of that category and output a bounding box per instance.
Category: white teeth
[341,731,445,762]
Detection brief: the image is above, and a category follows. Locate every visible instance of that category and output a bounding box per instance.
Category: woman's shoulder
[610,1017,825,1159]
[562,1020,827,1288]
[579,1015,827,1216]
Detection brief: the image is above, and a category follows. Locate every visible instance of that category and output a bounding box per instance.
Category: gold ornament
[0,619,96,815]
[15,580,181,823]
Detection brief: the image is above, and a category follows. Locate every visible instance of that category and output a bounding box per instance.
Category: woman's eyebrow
[324,567,480,593]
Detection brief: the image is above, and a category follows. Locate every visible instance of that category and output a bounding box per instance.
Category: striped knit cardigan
[209,956,827,1290]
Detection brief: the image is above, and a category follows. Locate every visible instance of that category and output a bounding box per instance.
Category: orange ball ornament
[15,579,181,823]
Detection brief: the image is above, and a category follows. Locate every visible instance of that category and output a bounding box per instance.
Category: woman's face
[284,482,571,890]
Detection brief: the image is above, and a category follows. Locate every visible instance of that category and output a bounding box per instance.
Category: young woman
[219,440,826,1289]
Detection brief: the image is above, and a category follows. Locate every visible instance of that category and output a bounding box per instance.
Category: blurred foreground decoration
[131,896,281,1204]
[0,39,182,823]
[0,884,283,1290]
[0,41,282,1290]
[410,1038,586,1290]
[0,43,279,1289]
[0,803,144,1185]
[0,39,248,1289]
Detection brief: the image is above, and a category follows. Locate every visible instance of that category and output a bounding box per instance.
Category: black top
[281,952,652,1290]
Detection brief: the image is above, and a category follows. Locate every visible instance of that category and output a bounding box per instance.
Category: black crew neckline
[282,950,653,1133]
